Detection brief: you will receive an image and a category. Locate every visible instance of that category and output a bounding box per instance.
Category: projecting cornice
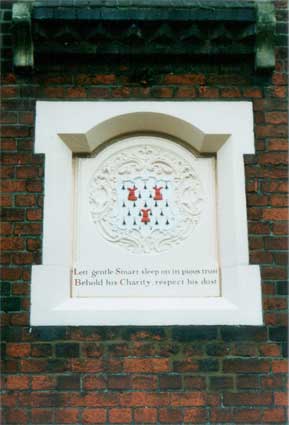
[12,0,276,72]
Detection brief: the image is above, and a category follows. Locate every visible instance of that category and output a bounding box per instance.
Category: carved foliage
[89,141,203,254]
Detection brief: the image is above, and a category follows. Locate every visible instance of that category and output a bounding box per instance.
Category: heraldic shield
[89,140,203,255]
[115,177,177,233]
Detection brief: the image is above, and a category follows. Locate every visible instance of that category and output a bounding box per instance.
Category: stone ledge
[12,0,276,72]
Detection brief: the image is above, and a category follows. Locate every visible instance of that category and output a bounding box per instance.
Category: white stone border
[31,101,262,325]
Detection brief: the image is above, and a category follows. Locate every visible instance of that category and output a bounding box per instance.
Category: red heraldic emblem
[127,186,137,201]
[153,185,163,201]
[141,208,151,224]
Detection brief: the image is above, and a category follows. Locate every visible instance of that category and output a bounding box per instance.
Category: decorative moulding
[31,101,262,326]
[12,0,275,71]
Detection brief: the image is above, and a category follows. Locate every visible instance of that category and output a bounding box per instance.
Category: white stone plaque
[72,136,220,298]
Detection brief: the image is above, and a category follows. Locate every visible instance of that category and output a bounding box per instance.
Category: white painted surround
[31,101,262,325]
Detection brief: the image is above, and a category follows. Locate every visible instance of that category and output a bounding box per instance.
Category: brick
[1,296,21,311]
[82,342,104,357]
[199,87,219,97]
[15,194,35,206]
[66,87,86,98]
[31,376,55,390]
[87,87,110,97]
[221,326,267,341]
[272,360,288,373]
[233,408,262,422]
[43,87,65,97]
[0,195,12,207]
[223,392,272,406]
[26,180,43,192]
[259,152,288,165]
[159,374,182,389]
[172,326,217,341]
[175,87,197,97]
[134,407,157,423]
[210,376,234,390]
[263,297,287,310]
[14,223,42,235]
[6,375,29,390]
[221,87,241,97]
[75,74,115,85]
[265,111,288,124]
[16,166,40,178]
[112,87,131,97]
[1,180,26,191]
[19,111,34,124]
[1,126,30,137]
[31,344,53,357]
[268,139,288,151]
[131,375,158,390]
[26,208,42,220]
[269,326,288,341]
[274,392,288,406]
[259,343,281,356]
[107,374,130,390]
[0,86,17,97]
[20,359,48,373]
[31,408,54,424]
[261,266,287,280]
[71,359,102,372]
[262,181,288,193]
[164,73,205,85]
[123,358,169,373]
[150,87,174,98]
[5,408,28,424]
[210,407,232,422]
[1,139,18,151]
[184,407,208,423]
[250,251,273,264]
[55,343,80,358]
[256,124,288,138]
[265,237,288,250]
[159,408,183,423]
[6,343,30,357]
[263,208,288,220]
[170,392,206,406]
[261,376,284,390]
[262,408,286,423]
[270,195,289,207]
[83,375,107,390]
[55,408,79,424]
[82,408,106,424]
[0,237,24,250]
[173,359,198,372]
[57,375,80,390]
[109,408,132,423]
[123,327,165,341]
[236,375,260,389]
[119,392,169,407]
[243,87,263,97]
[223,359,270,373]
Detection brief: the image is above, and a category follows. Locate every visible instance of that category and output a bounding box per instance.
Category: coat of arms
[88,140,203,254]
[115,177,177,233]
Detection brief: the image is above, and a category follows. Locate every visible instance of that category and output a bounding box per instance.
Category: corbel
[255,1,276,70]
[12,1,34,71]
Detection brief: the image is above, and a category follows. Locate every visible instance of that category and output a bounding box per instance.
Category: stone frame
[31,101,262,325]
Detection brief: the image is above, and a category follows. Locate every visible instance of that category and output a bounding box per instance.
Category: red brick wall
[1,1,288,424]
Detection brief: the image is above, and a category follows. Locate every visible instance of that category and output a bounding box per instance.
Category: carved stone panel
[88,143,203,255]
[73,135,219,298]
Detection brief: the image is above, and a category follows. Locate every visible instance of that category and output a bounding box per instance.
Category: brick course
[0,1,288,424]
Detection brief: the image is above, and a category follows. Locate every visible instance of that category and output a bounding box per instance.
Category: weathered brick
[108,408,131,423]
[159,407,183,423]
[123,358,169,373]
[134,407,157,423]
